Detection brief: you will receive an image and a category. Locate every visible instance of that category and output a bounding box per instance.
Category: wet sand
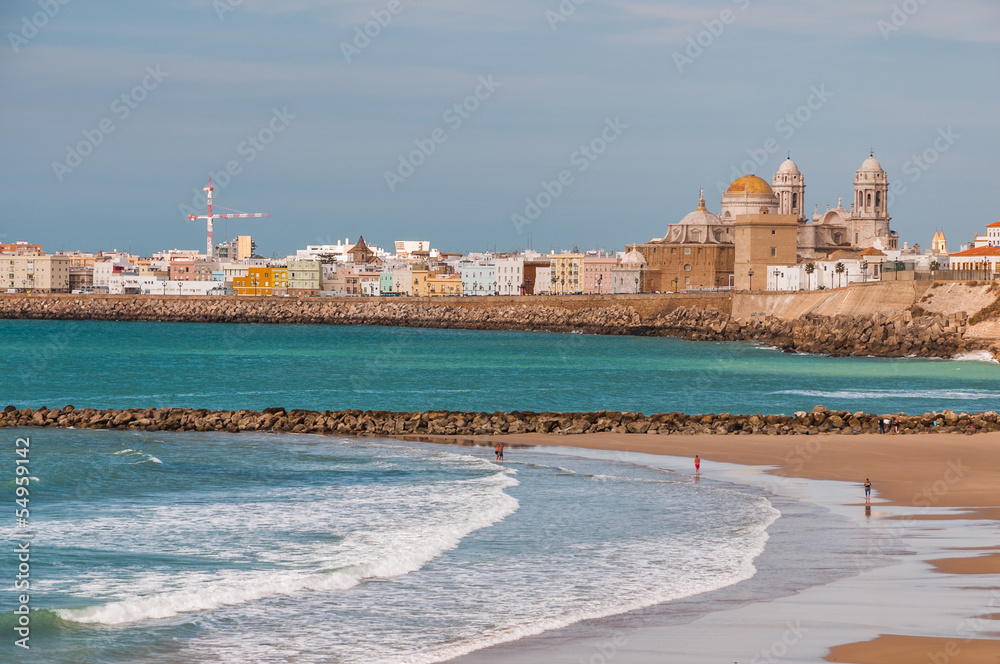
[401,431,1000,663]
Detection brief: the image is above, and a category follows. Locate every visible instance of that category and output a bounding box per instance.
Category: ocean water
[0,428,777,663]
[2,319,997,663]
[3,319,1000,415]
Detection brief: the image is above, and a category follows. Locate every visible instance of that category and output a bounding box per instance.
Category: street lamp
[748,268,754,291]
[673,276,678,292]
[715,275,720,292]
[860,260,868,283]
[773,268,780,291]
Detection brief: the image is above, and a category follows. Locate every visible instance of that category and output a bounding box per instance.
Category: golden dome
[726,175,773,196]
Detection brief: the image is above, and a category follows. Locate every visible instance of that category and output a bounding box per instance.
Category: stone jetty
[0,294,989,359]
[2,405,995,436]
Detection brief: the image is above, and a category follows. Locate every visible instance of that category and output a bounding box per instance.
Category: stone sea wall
[0,294,990,358]
[2,405,995,436]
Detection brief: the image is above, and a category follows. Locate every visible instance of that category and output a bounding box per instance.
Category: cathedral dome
[726,175,773,196]
[621,249,647,266]
[859,154,884,173]
[677,190,722,226]
[777,158,799,175]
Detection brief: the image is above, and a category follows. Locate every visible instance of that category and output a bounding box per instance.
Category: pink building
[169,258,215,282]
[582,252,620,294]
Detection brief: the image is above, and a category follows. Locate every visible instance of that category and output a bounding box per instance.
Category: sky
[2,0,998,257]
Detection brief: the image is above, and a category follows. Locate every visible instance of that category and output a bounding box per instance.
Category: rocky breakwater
[0,295,647,335]
[0,295,989,359]
[651,307,985,359]
[3,404,997,436]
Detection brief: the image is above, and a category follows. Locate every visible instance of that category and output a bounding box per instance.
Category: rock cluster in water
[0,295,986,359]
[666,308,976,358]
[2,405,994,436]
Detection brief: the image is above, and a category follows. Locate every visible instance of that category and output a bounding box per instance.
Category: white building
[140,279,222,296]
[496,256,524,296]
[462,263,496,296]
[394,241,431,257]
[611,250,646,293]
[534,266,551,294]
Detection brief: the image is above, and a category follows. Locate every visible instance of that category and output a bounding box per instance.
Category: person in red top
[495,444,502,461]
[694,455,701,473]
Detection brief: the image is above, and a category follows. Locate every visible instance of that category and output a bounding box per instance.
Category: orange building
[234,266,288,296]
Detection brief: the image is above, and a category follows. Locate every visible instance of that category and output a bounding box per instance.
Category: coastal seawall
[2,405,996,436]
[0,289,996,358]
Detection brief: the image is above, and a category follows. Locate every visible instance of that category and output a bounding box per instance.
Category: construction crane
[187,178,270,259]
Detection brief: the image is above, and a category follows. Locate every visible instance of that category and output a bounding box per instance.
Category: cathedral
[629,153,899,291]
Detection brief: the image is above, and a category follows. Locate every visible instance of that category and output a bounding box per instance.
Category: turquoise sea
[2,319,1000,415]
[2,319,999,663]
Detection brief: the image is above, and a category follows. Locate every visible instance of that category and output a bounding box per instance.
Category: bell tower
[772,157,806,221]
[853,152,891,247]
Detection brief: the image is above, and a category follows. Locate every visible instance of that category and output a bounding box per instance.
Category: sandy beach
[400,431,1000,663]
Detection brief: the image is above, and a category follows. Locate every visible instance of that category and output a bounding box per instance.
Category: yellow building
[234,266,288,296]
[235,236,255,261]
[427,274,462,296]
[549,252,584,294]
[410,269,431,297]
[4,255,72,292]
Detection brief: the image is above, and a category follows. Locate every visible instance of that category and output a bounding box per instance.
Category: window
[684,248,691,255]
[771,230,776,235]
[770,248,776,257]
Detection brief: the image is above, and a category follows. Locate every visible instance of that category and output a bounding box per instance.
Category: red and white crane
[187,178,270,259]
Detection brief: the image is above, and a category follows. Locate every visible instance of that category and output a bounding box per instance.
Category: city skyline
[3,0,998,256]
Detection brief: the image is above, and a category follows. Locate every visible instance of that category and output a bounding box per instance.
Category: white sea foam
[771,388,998,401]
[952,350,999,363]
[113,448,162,464]
[55,468,518,625]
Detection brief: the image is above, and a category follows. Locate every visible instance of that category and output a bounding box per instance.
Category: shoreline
[400,432,1000,663]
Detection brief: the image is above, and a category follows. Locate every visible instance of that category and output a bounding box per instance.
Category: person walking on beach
[864,478,872,504]
[495,444,502,461]
[694,455,701,473]
[892,417,899,434]
[878,418,885,434]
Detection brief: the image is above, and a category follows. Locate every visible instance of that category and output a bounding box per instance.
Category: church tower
[772,157,805,221]
[932,230,947,254]
[852,152,891,248]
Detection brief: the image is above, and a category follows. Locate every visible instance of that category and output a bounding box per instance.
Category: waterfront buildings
[287,259,321,296]
[734,212,799,291]
[462,263,496,296]
[582,252,619,294]
[3,255,71,292]
[496,256,524,296]
[611,250,646,294]
[549,251,583,294]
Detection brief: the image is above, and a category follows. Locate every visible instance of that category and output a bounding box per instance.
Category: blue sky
[2,0,998,256]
